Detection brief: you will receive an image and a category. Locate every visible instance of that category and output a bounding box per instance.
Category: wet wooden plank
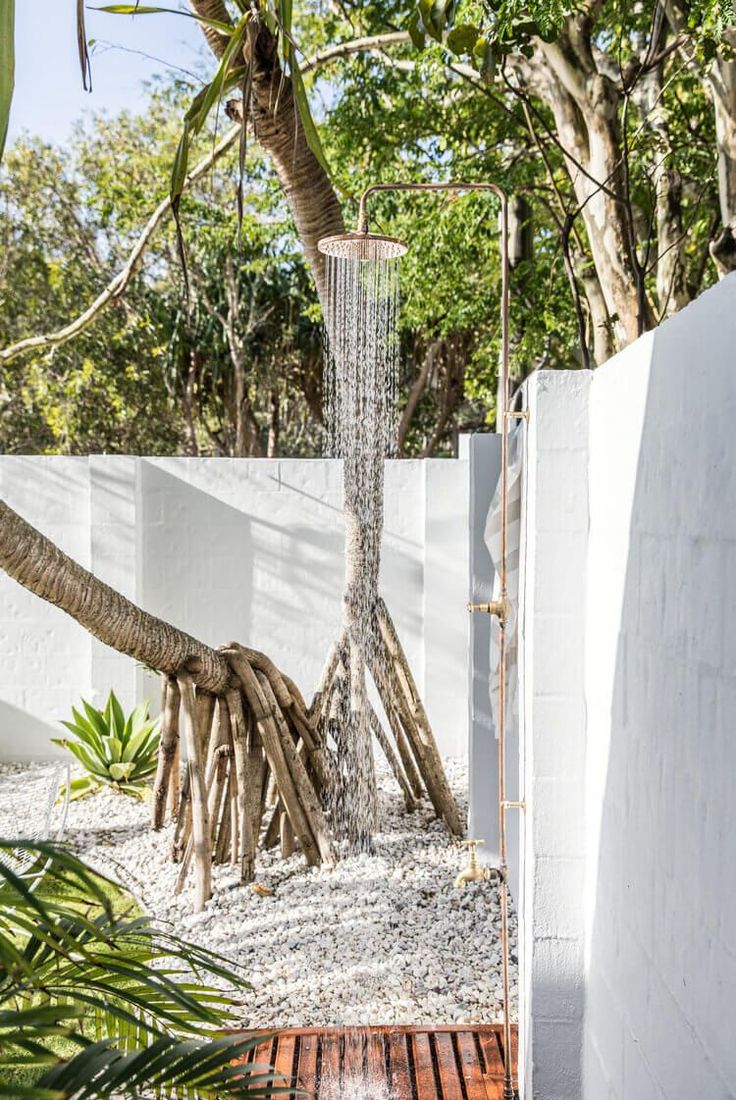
[342,1030,365,1090]
[455,1031,491,1100]
[296,1033,319,1100]
[366,1029,387,1087]
[345,1029,367,1082]
[319,1032,341,1096]
[273,1033,298,1094]
[477,1029,504,1098]
[411,1031,438,1100]
[433,1032,464,1100]
[508,1027,518,1083]
[388,1031,413,1100]
[249,1036,278,1095]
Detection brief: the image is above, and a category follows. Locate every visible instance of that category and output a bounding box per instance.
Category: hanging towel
[484,422,523,737]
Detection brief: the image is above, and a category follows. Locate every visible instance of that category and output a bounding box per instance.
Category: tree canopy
[1,0,735,455]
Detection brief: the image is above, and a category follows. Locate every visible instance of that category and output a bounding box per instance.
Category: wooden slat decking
[238,1026,518,1100]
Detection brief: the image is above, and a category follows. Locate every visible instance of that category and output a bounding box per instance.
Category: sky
[8,1,208,146]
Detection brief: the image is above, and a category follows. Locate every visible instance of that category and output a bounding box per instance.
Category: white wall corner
[519,369,592,1100]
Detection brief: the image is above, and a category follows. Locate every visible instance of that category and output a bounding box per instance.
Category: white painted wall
[520,273,736,1099]
[0,456,470,761]
[518,370,591,1100]
[583,276,736,1100]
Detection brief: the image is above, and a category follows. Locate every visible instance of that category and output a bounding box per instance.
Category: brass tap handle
[467,600,508,622]
[454,839,488,888]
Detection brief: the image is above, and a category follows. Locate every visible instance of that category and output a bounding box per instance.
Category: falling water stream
[323,252,401,849]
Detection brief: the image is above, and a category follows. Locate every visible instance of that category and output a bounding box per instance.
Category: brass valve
[467,599,509,622]
[454,839,490,888]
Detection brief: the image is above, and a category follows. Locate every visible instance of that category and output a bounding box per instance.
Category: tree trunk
[638,65,688,315]
[189,1,345,309]
[0,500,229,693]
[534,39,651,347]
[709,53,736,276]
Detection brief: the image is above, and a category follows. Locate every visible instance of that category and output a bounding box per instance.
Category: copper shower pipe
[356,181,517,1100]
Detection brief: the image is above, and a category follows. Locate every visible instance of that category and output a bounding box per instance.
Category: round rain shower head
[317,232,408,261]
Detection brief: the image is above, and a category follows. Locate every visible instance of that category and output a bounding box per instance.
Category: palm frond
[38,1033,288,1100]
[0,0,13,161]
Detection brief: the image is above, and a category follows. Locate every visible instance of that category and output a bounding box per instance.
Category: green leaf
[81,699,110,741]
[407,9,427,50]
[170,15,250,206]
[430,0,449,37]
[289,56,331,177]
[104,690,126,740]
[95,4,233,34]
[108,761,135,781]
[479,39,496,83]
[63,775,100,801]
[418,0,443,41]
[58,741,109,779]
[0,0,14,162]
[446,23,480,56]
[107,736,123,763]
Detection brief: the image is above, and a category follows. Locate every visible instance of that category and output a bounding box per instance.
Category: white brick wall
[519,370,590,1099]
[521,273,736,1099]
[0,455,471,761]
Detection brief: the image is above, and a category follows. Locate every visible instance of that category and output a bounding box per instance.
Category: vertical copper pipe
[496,195,516,1100]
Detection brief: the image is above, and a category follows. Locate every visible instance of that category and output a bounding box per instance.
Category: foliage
[408,0,736,77]
[0,113,185,455]
[0,85,326,456]
[97,0,330,214]
[3,0,736,453]
[0,839,276,1098]
[53,691,160,801]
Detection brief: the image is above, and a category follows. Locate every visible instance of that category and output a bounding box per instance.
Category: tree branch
[0,32,410,366]
[0,125,240,365]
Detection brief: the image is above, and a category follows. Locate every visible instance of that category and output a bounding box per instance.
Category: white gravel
[0,758,518,1027]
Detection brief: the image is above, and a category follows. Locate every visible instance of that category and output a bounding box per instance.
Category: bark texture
[189,0,345,309]
[709,52,736,276]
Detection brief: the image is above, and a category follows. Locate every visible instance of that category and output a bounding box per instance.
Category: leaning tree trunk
[0,498,462,907]
[0,502,228,693]
[0,499,336,911]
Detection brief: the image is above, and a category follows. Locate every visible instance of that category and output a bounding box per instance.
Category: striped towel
[484,422,523,737]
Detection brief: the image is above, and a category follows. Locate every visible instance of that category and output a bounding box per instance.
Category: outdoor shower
[318,182,518,1100]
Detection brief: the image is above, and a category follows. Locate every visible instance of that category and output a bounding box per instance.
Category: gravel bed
[0,759,518,1027]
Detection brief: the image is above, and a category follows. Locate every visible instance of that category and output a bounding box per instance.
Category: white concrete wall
[0,456,470,761]
[583,276,736,1100]
[465,434,503,862]
[520,273,736,1099]
[519,370,591,1100]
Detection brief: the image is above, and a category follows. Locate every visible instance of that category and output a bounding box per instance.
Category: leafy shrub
[0,840,275,1098]
[54,691,160,801]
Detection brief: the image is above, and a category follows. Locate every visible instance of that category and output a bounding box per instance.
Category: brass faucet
[454,839,490,888]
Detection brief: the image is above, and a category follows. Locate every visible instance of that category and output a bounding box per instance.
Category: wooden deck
[240,1026,518,1100]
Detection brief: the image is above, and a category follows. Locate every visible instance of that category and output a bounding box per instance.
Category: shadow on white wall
[585,275,736,1098]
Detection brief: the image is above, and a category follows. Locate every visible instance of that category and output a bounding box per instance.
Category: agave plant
[0,840,281,1099]
[53,691,161,801]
